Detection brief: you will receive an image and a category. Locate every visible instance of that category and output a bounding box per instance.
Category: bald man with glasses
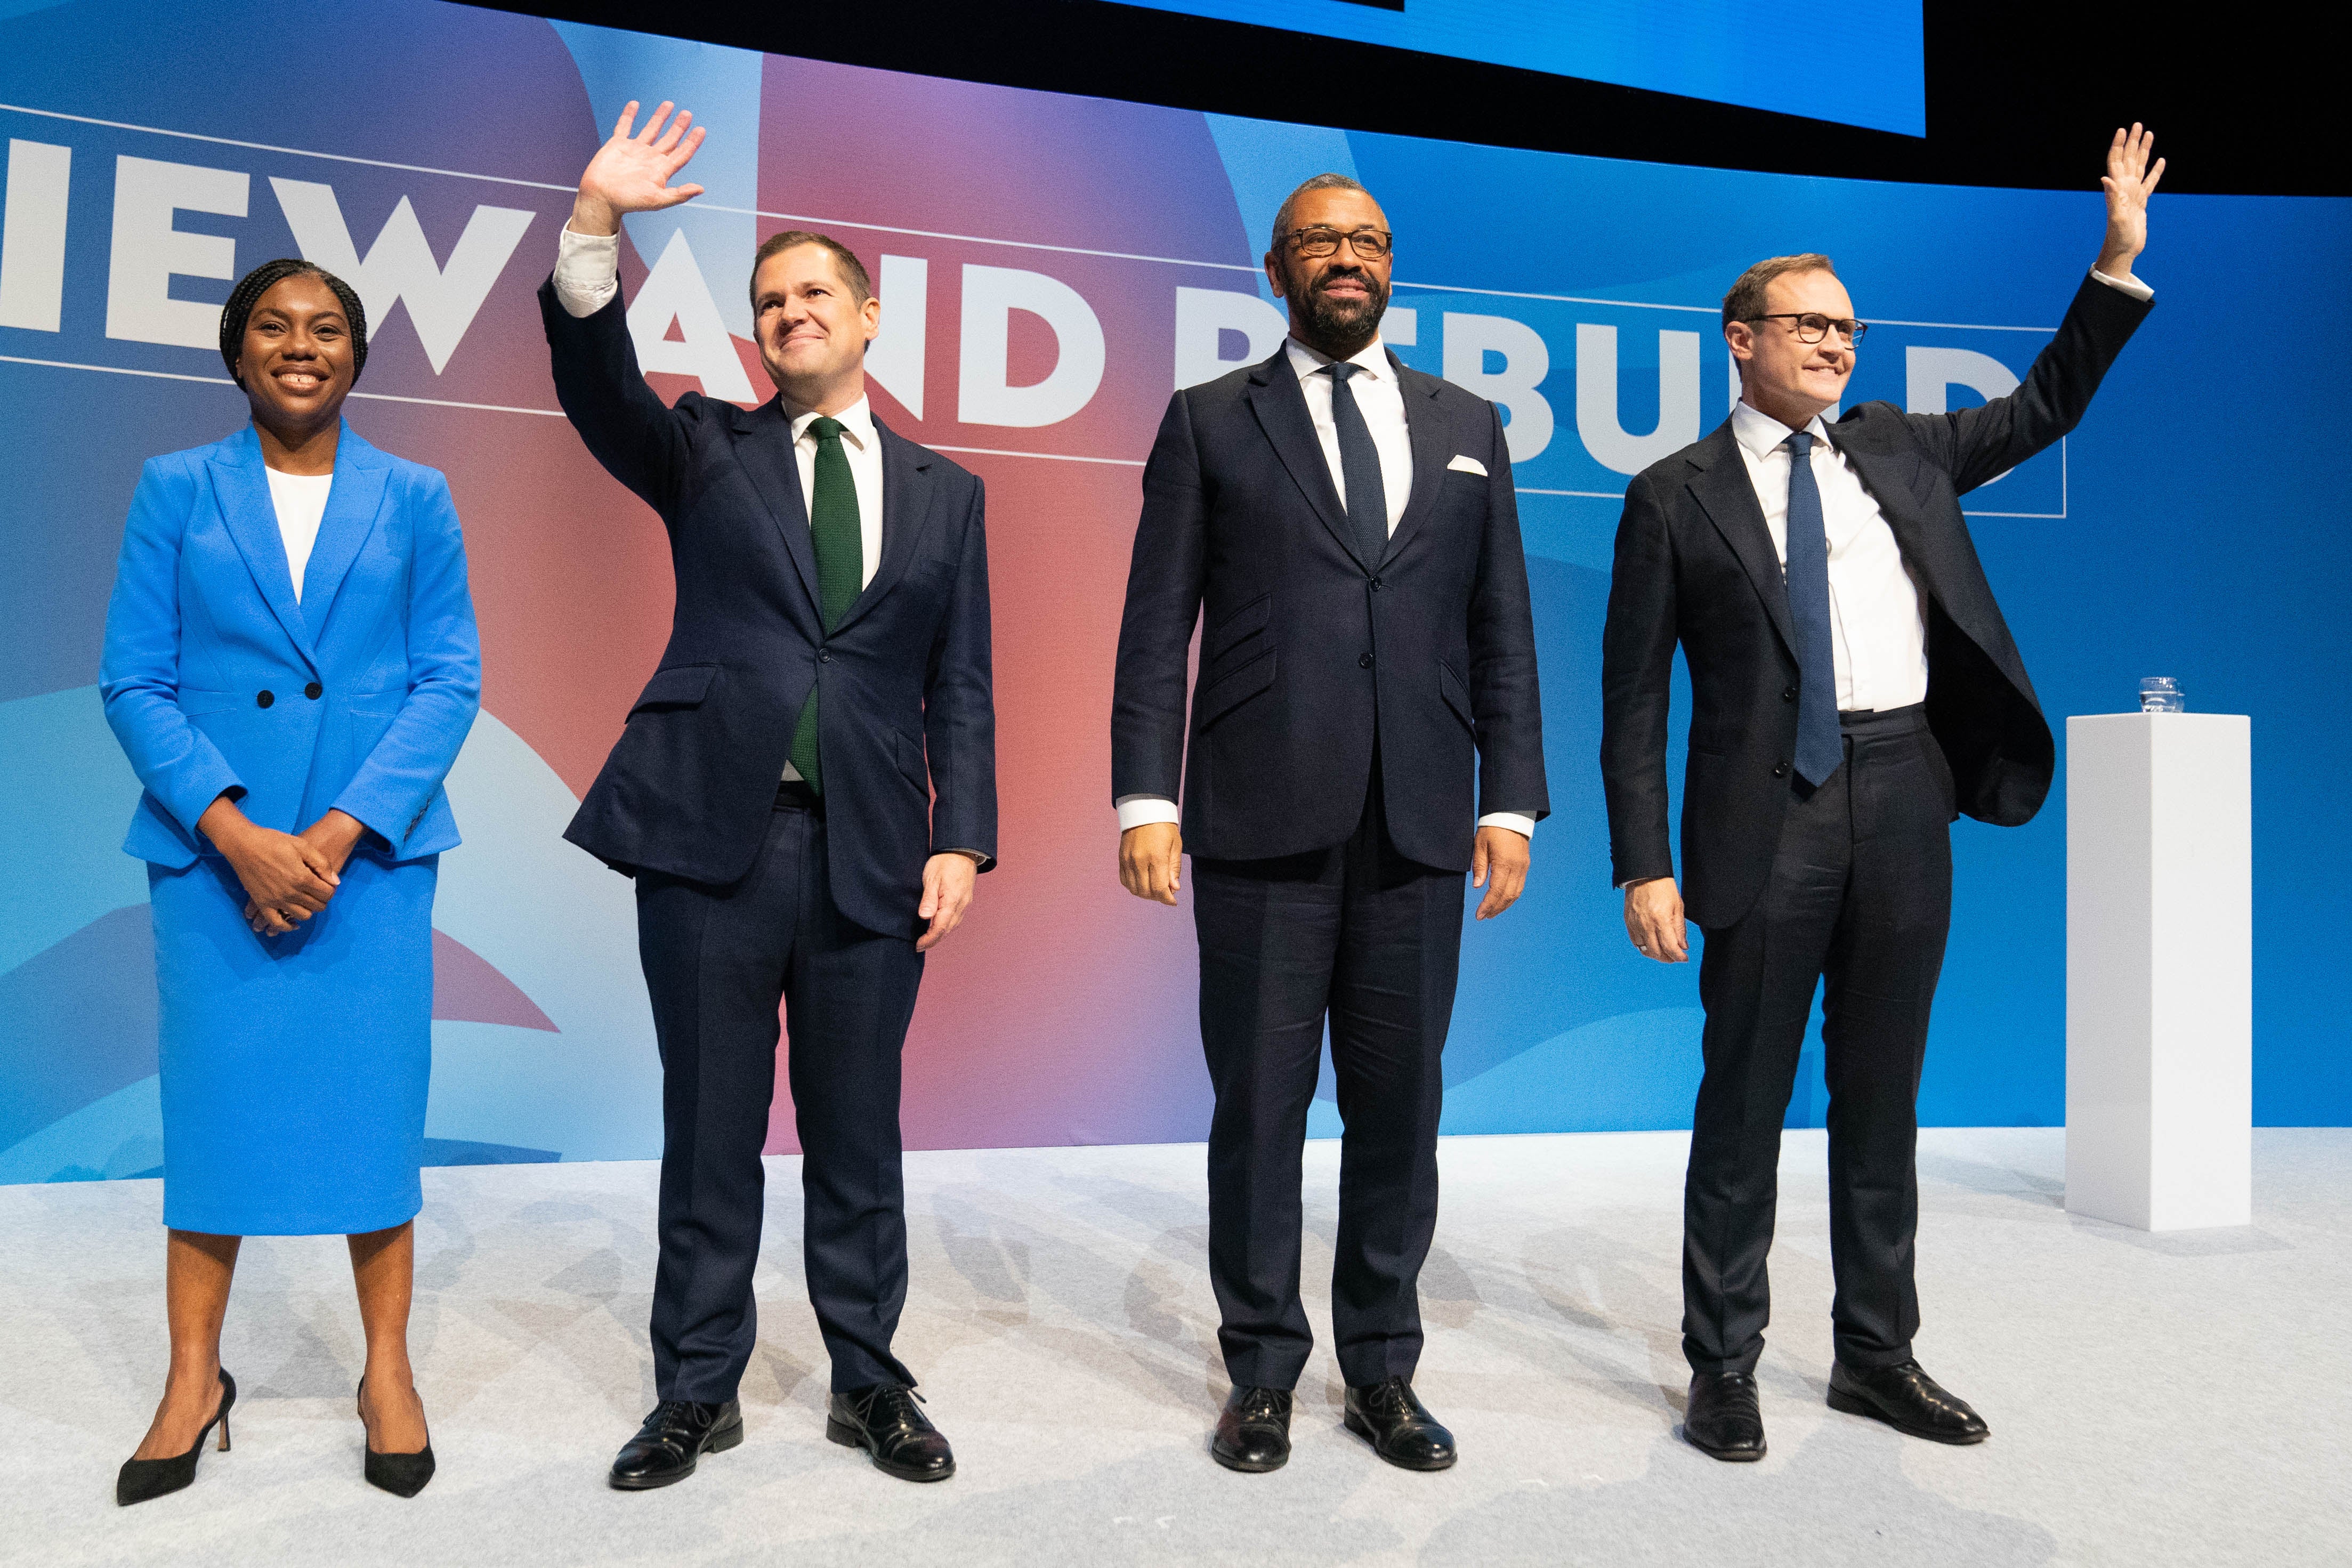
[1114,173,1546,1474]
[1601,128,2163,1460]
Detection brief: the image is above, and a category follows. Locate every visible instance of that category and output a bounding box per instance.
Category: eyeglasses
[1746,312,1869,345]
[1282,226,1393,260]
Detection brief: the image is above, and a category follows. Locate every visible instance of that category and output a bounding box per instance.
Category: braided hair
[218,258,368,386]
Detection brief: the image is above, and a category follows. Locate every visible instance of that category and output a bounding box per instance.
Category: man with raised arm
[1113,174,1547,1474]
[1601,129,2163,1460]
[542,102,995,1489]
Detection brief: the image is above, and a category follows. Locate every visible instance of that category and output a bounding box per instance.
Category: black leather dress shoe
[1343,1377,1457,1472]
[1827,1360,1989,1444]
[609,1399,743,1490]
[1683,1371,1766,1461]
[827,1385,955,1482]
[1211,1386,1293,1473]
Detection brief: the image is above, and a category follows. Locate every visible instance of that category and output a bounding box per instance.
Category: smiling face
[1265,185,1394,359]
[236,274,355,434]
[1727,268,1857,426]
[753,242,881,412]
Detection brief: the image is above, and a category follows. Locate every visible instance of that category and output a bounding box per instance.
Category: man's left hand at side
[1470,826,1530,920]
[916,853,979,951]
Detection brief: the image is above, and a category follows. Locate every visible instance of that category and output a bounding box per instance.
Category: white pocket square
[1446,454,1488,476]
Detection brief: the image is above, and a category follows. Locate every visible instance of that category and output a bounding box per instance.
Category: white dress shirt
[264,468,332,603]
[1117,333,1537,840]
[556,225,890,785]
[1729,400,1928,713]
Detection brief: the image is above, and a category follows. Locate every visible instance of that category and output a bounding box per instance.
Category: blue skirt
[148,849,437,1236]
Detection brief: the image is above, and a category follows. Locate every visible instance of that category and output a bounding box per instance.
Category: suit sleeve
[538,274,697,521]
[332,470,482,848]
[924,476,999,869]
[99,458,246,835]
[1467,398,1548,820]
[1904,272,2153,495]
[1599,470,1678,888]
[1111,390,1210,804]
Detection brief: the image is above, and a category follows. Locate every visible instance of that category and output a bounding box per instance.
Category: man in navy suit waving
[541,102,993,1489]
[1113,174,1548,1474]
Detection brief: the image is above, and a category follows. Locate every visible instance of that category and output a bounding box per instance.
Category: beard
[1289,262,1389,349]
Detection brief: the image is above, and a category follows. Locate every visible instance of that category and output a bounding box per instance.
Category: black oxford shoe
[827,1384,955,1482]
[1683,1371,1766,1461]
[1343,1377,1457,1472]
[1211,1386,1293,1473]
[1827,1359,1989,1444]
[609,1398,743,1490]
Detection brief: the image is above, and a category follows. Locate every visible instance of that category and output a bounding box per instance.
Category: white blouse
[264,468,333,603]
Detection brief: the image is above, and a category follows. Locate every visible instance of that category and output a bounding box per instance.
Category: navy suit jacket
[101,422,481,867]
[540,280,996,936]
[1113,346,1547,872]
[1600,273,2152,928]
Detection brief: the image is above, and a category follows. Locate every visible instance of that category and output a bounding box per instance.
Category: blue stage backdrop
[2,1,2345,1184]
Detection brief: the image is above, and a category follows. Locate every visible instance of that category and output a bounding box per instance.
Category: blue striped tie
[1783,431,1843,787]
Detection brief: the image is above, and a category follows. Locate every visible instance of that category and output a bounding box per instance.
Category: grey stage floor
[3,1128,2345,1567]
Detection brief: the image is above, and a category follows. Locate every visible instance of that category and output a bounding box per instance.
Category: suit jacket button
[305,682,323,700]
[1782,686,1797,702]
[1358,652,1375,668]
[1772,761,1790,778]
[256,689,274,708]
[1369,577,1384,591]
[818,649,832,664]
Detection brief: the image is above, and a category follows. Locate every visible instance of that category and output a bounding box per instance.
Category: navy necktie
[1782,431,1843,787]
[1324,361,1390,569]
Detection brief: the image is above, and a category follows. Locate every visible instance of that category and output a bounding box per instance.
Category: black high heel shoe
[356,1376,435,1498]
[116,1368,235,1506]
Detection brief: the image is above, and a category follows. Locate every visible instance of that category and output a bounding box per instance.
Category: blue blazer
[1113,349,1547,872]
[539,280,996,937]
[100,422,482,868]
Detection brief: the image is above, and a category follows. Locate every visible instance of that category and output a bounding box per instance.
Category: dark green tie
[787,415,862,793]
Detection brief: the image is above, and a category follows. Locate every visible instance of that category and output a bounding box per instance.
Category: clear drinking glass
[2139,676,2185,714]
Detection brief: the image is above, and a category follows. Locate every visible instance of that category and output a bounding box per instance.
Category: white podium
[2065,713,2252,1230]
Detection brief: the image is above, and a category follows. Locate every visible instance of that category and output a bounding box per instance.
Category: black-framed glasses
[1746,312,1868,344]
[1283,225,1393,260]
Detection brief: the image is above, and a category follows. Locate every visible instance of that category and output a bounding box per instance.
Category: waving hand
[571,100,707,237]
[2096,124,2164,279]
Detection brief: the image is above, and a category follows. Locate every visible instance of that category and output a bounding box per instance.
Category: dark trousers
[635,791,923,1401]
[1192,771,1465,1391]
[1683,706,1955,1376]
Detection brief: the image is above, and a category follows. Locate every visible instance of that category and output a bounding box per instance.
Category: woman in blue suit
[100,259,480,1504]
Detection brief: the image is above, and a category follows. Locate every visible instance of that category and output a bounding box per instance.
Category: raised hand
[572,100,707,237]
[2097,124,2164,279]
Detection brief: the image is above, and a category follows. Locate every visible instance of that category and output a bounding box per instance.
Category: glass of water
[2139,676,2185,713]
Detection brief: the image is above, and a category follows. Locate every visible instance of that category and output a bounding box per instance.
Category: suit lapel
[1685,419,1797,658]
[730,398,822,612]
[1241,349,1363,569]
[828,418,936,637]
[289,419,389,646]
[1379,358,1450,568]
[206,427,312,664]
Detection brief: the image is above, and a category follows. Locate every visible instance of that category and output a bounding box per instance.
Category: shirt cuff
[2090,266,2153,302]
[1116,795,1182,832]
[1477,811,1536,839]
[555,224,620,318]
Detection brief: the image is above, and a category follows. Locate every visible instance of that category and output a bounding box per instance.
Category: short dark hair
[1721,253,1838,332]
[1270,172,1376,253]
[749,230,872,306]
[219,258,368,385]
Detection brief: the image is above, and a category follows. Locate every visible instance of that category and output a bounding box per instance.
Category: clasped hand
[197,797,366,937]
